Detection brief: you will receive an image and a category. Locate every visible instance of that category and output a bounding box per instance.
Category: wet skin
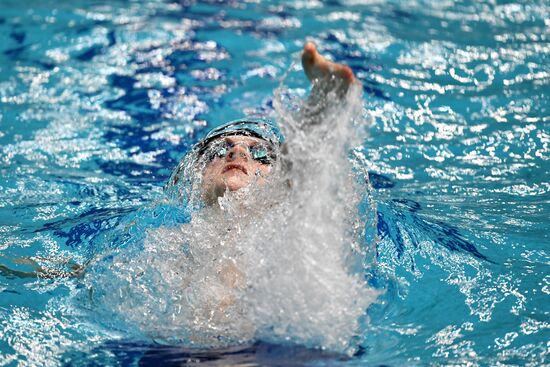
[201,135,272,204]
[301,41,356,85]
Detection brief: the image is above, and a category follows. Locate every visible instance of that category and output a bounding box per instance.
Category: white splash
[85,76,378,354]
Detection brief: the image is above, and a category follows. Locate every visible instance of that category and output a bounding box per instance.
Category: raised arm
[301,41,356,88]
[299,41,360,123]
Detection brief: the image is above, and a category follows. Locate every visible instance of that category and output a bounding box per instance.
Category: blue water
[1,0,549,366]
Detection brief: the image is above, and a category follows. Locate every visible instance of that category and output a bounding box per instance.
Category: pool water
[1,0,549,366]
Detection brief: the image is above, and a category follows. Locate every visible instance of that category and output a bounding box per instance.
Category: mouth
[222,164,248,175]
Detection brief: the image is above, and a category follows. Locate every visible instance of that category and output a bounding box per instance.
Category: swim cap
[194,117,284,156]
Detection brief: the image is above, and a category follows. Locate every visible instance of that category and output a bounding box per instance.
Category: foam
[84,76,378,354]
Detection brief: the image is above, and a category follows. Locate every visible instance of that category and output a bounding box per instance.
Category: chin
[224,175,250,192]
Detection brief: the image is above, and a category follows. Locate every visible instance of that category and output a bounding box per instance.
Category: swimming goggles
[201,138,275,165]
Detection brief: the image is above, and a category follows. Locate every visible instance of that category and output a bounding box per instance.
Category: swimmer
[0,41,357,283]
[151,41,362,331]
[2,40,369,353]
[1,42,358,280]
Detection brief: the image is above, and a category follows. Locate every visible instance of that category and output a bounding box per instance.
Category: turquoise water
[1,0,549,366]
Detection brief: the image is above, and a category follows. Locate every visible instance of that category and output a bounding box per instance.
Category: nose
[226,144,249,161]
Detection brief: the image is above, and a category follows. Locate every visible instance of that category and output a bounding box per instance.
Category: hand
[301,41,357,88]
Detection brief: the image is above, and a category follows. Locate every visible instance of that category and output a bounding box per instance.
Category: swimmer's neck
[201,189,273,222]
[203,190,249,215]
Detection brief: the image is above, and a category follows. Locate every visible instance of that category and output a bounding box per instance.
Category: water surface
[0,0,548,366]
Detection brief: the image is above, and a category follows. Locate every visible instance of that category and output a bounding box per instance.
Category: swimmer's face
[201,135,273,204]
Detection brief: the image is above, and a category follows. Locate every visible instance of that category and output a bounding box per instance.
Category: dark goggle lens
[203,141,274,164]
[250,145,271,164]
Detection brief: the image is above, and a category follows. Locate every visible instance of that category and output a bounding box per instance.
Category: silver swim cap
[194,117,283,157]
